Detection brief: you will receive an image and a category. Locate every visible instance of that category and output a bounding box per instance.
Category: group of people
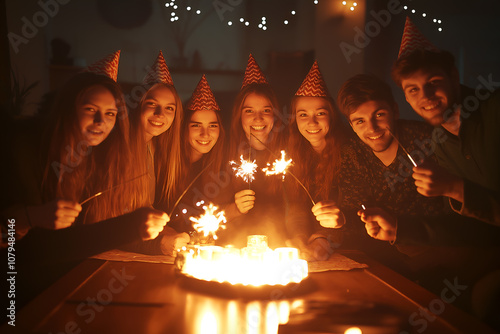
[1,17,499,326]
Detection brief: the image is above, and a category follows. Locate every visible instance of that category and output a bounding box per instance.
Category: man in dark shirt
[392,17,500,225]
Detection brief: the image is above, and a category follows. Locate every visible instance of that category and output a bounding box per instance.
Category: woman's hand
[234,189,255,214]
[130,207,169,241]
[311,201,345,228]
[27,199,82,230]
[160,226,190,256]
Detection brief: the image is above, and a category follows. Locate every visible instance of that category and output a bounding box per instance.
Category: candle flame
[190,203,227,240]
[262,150,293,180]
[230,155,258,183]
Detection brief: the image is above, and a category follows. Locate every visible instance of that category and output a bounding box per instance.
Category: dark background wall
[3,0,500,120]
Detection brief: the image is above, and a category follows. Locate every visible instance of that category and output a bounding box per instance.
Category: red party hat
[143,51,174,85]
[398,16,439,59]
[295,61,329,97]
[84,50,120,81]
[241,54,268,89]
[186,75,220,111]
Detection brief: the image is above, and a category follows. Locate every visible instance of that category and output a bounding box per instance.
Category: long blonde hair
[131,83,184,207]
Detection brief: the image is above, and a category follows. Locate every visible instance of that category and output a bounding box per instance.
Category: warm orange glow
[190,203,226,240]
[230,155,258,183]
[262,150,293,180]
[177,235,308,286]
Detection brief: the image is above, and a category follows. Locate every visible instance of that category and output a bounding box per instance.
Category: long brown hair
[41,72,140,223]
[228,83,285,160]
[288,95,347,200]
[177,108,226,195]
[130,83,184,206]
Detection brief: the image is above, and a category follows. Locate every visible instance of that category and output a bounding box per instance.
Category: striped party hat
[143,51,174,85]
[295,61,329,97]
[84,50,120,81]
[398,16,439,59]
[241,54,268,89]
[186,75,220,111]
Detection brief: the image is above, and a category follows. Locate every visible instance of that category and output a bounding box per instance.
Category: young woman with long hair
[221,55,287,248]
[168,75,228,237]
[286,61,348,260]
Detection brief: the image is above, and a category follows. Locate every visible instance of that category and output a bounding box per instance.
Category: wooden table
[4,251,496,334]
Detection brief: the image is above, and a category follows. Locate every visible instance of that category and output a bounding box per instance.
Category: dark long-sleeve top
[432,86,500,225]
[284,160,343,248]
[339,119,500,247]
[218,148,288,248]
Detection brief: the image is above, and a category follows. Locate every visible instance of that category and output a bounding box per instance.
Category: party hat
[84,50,120,81]
[186,75,220,111]
[295,61,329,97]
[241,54,268,89]
[398,16,439,59]
[144,51,174,85]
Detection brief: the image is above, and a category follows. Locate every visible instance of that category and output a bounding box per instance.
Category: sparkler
[249,133,316,206]
[361,204,366,210]
[190,203,227,241]
[229,155,258,184]
[386,127,418,167]
[168,161,214,217]
[79,172,148,206]
[262,150,293,180]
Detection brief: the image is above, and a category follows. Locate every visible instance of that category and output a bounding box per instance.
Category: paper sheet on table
[92,250,366,271]
[91,249,175,264]
[307,253,368,272]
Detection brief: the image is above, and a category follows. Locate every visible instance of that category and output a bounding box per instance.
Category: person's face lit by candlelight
[141,85,177,142]
[401,68,459,127]
[294,96,331,153]
[76,85,118,147]
[188,109,220,162]
[349,100,397,153]
[241,93,274,150]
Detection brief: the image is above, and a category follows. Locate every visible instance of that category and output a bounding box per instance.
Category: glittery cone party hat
[84,50,120,81]
[398,16,439,59]
[241,54,268,89]
[186,75,220,111]
[143,51,174,85]
[295,60,329,97]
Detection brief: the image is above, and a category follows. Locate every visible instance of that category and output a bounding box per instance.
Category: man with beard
[392,17,500,225]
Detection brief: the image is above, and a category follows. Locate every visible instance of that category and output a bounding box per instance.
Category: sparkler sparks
[230,155,258,183]
[262,150,293,180]
[189,204,227,240]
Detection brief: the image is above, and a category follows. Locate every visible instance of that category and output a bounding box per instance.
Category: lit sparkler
[249,133,316,206]
[229,155,258,184]
[190,203,227,240]
[262,150,293,180]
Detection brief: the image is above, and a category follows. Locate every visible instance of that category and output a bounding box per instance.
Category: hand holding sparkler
[312,200,344,228]
[412,160,464,203]
[160,226,190,256]
[249,133,316,206]
[234,189,255,214]
[358,207,397,244]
